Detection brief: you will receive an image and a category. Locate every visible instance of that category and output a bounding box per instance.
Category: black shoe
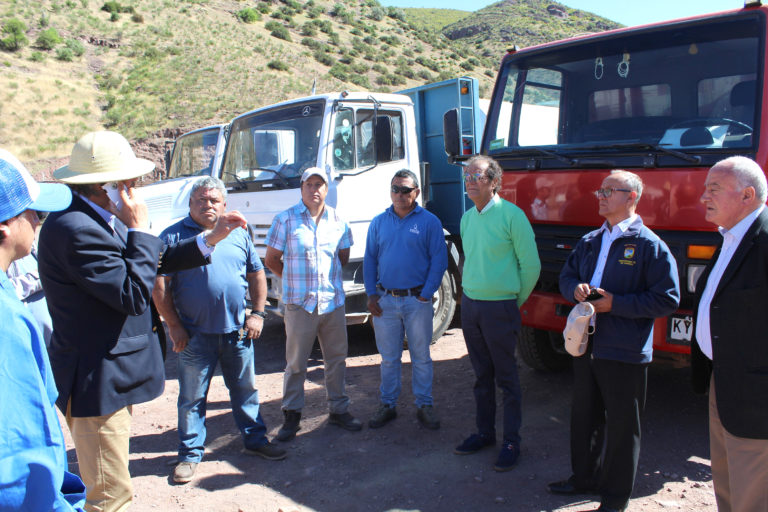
[595,506,626,512]
[453,433,495,455]
[276,409,301,442]
[493,441,519,472]
[416,405,440,430]
[328,412,363,431]
[243,440,287,460]
[548,477,598,495]
[369,404,397,428]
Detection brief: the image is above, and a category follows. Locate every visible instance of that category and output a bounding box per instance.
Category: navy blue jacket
[38,195,208,417]
[559,216,680,363]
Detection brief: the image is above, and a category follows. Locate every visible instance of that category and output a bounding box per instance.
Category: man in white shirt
[692,156,768,512]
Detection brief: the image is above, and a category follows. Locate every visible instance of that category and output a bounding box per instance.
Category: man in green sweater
[453,155,541,472]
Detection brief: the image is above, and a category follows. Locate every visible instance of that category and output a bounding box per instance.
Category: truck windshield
[221,100,324,189]
[486,13,762,167]
[167,127,221,179]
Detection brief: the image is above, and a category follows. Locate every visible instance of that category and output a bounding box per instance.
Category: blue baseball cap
[0,149,72,223]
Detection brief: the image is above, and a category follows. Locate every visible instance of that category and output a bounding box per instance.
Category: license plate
[668,315,693,345]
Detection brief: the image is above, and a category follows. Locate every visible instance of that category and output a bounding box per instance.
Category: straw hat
[54,131,155,184]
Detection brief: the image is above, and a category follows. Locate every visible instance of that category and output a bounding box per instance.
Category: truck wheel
[431,270,456,343]
[517,326,571,372]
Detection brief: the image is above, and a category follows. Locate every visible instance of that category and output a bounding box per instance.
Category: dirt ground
[60,316,717,512]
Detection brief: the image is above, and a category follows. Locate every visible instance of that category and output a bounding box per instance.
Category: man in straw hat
[38,131,247,512]
[551,170,679,512]
[0,148,85,511]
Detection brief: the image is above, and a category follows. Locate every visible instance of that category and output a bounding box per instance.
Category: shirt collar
[479,194,500,215]
[387,203,422,218]
[600,213,637,236]
[718,205,765,240]
[77,193,115,228]
[182,215,205,231]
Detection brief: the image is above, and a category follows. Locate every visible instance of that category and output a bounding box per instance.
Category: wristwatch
[250,310,267,319]
[201,231,215,249]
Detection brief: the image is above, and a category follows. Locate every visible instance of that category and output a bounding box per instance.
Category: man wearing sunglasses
[363,169,447,430]
[551,170,679,512]
[453,155,540,472]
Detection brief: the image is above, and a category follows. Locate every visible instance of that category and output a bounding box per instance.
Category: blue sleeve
[0,306,85,512]
[363,217,380,296]
[559,240,585,303]
[420,215,448,298]
[244,230,264,273]
[266,214,286,252]
[339,220,353,250]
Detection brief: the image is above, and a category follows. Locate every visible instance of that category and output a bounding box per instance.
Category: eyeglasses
[463,173,490,183]
[391,185,417,194]
[594,187,632,198]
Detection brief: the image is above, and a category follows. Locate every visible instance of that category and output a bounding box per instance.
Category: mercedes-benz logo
[302,106,311,117]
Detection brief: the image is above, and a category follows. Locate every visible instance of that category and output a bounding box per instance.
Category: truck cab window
[333,109,355,170]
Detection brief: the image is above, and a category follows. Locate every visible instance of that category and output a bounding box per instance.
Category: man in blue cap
[0,148,86,511]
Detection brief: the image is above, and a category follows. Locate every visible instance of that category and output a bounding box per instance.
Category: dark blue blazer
[692,208,768,439]
[38,195,208,417]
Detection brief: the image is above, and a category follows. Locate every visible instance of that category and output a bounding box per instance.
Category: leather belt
[378,284,423,297]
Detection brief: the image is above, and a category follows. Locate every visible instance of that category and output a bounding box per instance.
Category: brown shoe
[172,461,197,484]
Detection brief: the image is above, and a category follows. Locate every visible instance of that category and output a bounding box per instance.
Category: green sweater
[460,195,541,302]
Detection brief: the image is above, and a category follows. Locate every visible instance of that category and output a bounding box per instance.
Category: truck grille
[249,223,272,249]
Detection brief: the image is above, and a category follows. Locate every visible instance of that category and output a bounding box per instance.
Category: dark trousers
[460,293,522,446]
[571,347,648,510]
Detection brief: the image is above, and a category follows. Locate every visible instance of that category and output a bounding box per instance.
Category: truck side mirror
[375,115,393,162]
[443,109,460,158]
[164,148,172,175]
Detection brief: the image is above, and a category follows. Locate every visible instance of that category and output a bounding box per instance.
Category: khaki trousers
[282,304,350,414]
[66,404,133,512]
[709,378,768,512]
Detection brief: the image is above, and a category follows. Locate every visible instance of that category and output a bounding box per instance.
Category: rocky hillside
[0,0,619,175]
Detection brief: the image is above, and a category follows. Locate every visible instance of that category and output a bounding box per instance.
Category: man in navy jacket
[549,170,680,512]
[38,131,246,512]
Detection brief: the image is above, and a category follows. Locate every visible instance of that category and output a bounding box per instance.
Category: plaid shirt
[266,201,352,314]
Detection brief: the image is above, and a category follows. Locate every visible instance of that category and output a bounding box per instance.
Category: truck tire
[517,326,571,372]
[431,270,456,343]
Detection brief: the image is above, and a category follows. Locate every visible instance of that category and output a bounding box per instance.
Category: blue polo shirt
[160,216,263,334]
[363,204,447,298]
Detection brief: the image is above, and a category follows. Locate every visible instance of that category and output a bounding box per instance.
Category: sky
[378,0,748,28]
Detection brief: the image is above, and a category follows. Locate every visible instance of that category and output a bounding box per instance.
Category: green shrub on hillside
[265,21,291,41]
[267,60,289,71]
[56,47,74,61]
[313,51,334,66]
[65,38,85,56]
[29,51,46,62]
[368,7,384,21]
[328,63,349,81]
[349,74,371,88]
[257,2,271,14]
[236,8,261,23]
[1,19,28,52]
[101,1,134,14]
[301,23,317,36]
[37,28,62,50]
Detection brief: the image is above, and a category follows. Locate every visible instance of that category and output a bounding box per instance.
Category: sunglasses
[391,185,417,194]
[463,173,490,183]
[594,187,631,198]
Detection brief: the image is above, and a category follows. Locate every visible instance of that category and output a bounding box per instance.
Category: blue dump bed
[399,77,483,236]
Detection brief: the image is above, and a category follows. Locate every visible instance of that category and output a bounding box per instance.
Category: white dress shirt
[695,205,764,359]
[589,214,637,289]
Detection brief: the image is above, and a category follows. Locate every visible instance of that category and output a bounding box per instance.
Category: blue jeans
[372,294,434,407]
[177,330,267,463]
[460,293,522,446]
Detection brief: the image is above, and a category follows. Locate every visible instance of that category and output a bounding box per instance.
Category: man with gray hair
[550,169,679,512]
[154,177,286,484]
[692,156,768,512]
